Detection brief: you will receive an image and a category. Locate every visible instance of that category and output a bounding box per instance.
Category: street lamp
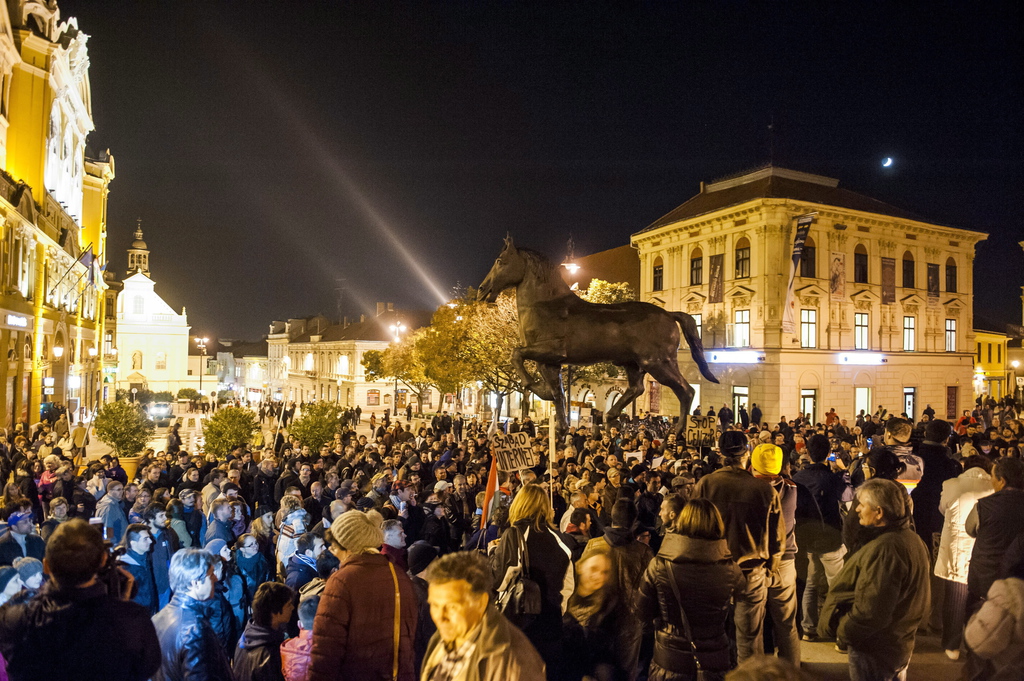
[195,337,209,395]
[1013,360,1021,402]
[389,322,406,417]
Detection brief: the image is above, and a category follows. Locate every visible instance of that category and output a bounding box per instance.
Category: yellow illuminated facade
[973,329,1010,400]
[0,2,113,426]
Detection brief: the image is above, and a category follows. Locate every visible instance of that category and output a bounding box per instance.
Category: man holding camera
[0,519,160,681]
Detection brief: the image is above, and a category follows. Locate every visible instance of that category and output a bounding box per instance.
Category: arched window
[132,295,144,314]
[902,251,915,289]
[800,236,816,278]
[652,255,664,291]
[155,352,166,370]
[689,247,703,286]
[734,237,750,278]
[854,244,869,283]
[945,257,957,293]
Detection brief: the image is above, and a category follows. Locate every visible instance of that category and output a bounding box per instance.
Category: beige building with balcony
[631,165,987,424]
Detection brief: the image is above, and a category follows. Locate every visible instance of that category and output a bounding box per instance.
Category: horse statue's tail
[672,312,720,384]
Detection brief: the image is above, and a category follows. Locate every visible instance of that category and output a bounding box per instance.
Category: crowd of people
[0,395,1021,681]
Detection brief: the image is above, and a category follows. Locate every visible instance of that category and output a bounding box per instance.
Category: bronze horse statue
[477,237,719,438]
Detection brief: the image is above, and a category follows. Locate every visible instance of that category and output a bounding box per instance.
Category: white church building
[113,224,193,396]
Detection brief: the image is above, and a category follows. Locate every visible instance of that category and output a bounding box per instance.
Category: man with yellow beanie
[750,443,801,665]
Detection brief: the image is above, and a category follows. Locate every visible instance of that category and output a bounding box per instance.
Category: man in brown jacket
[308,510,418,681]
[422,551,546,681]
[693,430,785,663]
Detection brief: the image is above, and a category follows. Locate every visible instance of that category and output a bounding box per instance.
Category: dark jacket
[0,581,160,681]
[118,550,158,615]
[233,622,286,681]
[152,592,233,681]
[285,554,318,592]
[637,533,744,677]
[792,463,846,531]
[150,526,177,597]
[207,518,236,547]
[760,474,798,561]
[818,514,931,663]
[308,552,418,681]
[490,522,574,663]
[968,488,1024,599]
[253,470,278,513]
[910,440,961,549]
[411,573,436,672]
[693,466,785,570]
[0,532,45,566]
[581,526,654,681]
[236,551,273,600]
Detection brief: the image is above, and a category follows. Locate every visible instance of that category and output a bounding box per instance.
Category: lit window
[692,314,702,339]
[855,313,869,350]
[304,353,314,371]
[156,352,166,370]
[800,309,817,348]
[903,316,916,351]
[733,310,750,348]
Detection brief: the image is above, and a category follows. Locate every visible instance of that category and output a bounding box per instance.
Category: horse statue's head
[477,236,527,303]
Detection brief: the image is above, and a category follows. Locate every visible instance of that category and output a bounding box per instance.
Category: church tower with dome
[127,219,150,275]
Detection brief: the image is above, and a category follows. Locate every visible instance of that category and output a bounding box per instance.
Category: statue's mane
[514,246,557,277]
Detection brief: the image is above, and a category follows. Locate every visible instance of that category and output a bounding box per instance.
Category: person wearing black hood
[580,499,653,681]
[233,582,295,681]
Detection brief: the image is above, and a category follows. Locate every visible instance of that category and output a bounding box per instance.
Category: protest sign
[684,414,720,448]
[492,431,538,472]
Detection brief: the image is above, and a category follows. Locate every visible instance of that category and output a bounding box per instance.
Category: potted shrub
[92,400,156,480]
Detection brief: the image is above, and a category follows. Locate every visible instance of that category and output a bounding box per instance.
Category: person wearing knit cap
[0,566,22,606]
[691,430,786,664]
[749,442,801,664]
[12,557,43,593]
[309,508,418,681]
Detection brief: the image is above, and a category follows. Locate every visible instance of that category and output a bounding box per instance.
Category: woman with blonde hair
[491,484,574,675]
[637,498,744,681]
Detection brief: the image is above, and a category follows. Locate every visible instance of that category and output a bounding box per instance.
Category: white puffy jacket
[934,466,993,583]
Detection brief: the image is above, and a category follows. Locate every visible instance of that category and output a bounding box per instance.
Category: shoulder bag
[496,525,542,629]
[663,559,707,681]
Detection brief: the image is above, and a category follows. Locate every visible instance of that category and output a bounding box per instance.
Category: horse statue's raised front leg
[511,346,554,401]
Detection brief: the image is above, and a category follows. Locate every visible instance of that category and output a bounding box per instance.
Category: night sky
[60,1,1022,339]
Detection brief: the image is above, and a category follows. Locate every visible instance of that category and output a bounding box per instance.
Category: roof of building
[290,309,435,344]
[560,244,640,294]
[220,339,269,358]
[637,165,946,234]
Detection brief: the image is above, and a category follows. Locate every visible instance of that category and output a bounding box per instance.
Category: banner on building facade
[781,214,815,333]
[708,254,724,303]
[927,263,940,304]
[881,257,896,305]
[829,252,846,301]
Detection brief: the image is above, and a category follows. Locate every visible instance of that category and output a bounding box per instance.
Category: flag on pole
[781,214,815,334]
[481,396,501,529]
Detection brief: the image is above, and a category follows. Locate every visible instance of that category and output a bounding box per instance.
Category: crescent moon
[883,157,893,167]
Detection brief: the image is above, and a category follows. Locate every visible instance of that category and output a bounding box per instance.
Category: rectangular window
[800,246,816,278]
[800,309,817,348]
[854,252,869,283]
[692,313,702,339]
[902,259,915,288]
[735,247,750,279]
[998,344,1001,363]
[732,386,749,418]
[733,310,750,348]
[367,389,380,406]
[976,342,981,362]
[946,262,957,292]
[104,331,113,356]
[903,316,916,351]
[855,313,869,350]
[904,387,916,421]
[987,344,992,363]
[690,256,703,286]
[652,265,664,292]
[855,387,872,417]
[800,389,817,425]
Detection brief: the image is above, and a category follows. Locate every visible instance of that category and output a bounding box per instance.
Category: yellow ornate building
[0,2,112,426]
[632,166,986,424]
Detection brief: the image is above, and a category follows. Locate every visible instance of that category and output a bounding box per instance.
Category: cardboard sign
[623,451,643,463]
[493,431,538,472]
[684,414,720,448]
